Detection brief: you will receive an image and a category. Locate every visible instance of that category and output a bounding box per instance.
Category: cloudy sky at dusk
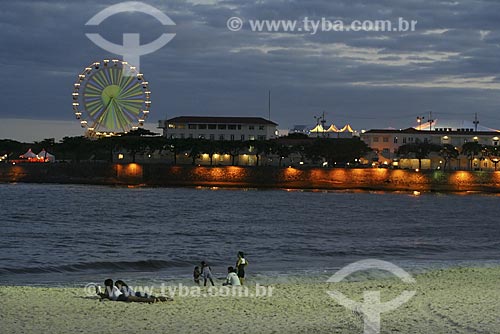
[1,0,500,141]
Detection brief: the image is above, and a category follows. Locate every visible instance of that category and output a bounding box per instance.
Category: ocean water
[0,183,499,286]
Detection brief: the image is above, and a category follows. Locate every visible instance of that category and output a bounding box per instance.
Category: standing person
[193,266,201,285]
[236,251,248,285]
[201,261,215,286]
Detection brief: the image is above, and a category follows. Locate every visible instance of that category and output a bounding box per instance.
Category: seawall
[1,163,500,192]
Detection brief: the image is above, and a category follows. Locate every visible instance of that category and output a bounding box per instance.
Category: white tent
[19,149,37,159]
[309,124,326,133]
[38,149,55,163]
[339,124,354,133]
[325,124,340,133]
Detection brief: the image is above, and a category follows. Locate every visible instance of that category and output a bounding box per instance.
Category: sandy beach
[1,266,499,334]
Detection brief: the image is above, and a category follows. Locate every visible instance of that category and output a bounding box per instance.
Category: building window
[228,125,237,130]
[258,135,266,140]
[198,124,207,129]
[249,135,255,141]
[218,124,226,130]
[208,124,216,129]
[259,125,265,130]
[238,125,242,130]
[494,141,499,146]
[230,134,235,141]
[409,137,414,142]
[188,124,196,129]
[373,137,379,142]
[383,137,389,143]
[219,134,224,140]
[402,137,407,144]
[241,134,245,141]
[382,148,390,154]
[177,124,186,129]
[209,134,215,140]
[249,125,255,130]
[394,137,398,144]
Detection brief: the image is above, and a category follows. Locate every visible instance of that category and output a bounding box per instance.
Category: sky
[1,0,500,142]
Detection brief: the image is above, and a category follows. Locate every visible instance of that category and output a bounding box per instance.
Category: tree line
[0,130,371,166]
[397,141,500,170]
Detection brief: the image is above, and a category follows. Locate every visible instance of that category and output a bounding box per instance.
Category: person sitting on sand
[97,279,165,303]
[114,280,172,302]
[201,261,215,286]
[236,251,248,285]
[222,266,241,286]
[193,266,201,285]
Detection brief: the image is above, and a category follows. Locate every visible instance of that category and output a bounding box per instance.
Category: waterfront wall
[1,163,500,192]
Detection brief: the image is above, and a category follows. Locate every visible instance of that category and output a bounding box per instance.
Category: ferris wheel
[72,59,151,136]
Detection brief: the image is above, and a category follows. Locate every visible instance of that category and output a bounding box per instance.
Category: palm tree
[485,145,500,171]
[462,142,483,170]
[250,140,272,166]
[438,144,459,170]
[221,141,245,166]
[397,142,441,170]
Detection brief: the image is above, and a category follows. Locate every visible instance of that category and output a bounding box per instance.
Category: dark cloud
[1,0,500,140]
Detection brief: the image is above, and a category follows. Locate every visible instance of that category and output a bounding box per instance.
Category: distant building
[158,116,278,141]
[361,121,500,170]
[290,125,308,134]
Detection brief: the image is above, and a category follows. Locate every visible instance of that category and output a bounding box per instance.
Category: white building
[158,116,278,141]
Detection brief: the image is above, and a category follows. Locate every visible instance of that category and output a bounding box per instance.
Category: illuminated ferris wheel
[72,59,151,136]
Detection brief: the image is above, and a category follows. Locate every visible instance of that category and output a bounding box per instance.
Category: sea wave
[0,259,193,275]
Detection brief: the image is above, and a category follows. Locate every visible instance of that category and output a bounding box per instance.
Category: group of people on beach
[193,251,248,286]
[96,279,172,303]
[95,252,248,302]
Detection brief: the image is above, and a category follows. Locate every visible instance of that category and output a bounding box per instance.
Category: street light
[492,158,499,171]
[416,116,425,130]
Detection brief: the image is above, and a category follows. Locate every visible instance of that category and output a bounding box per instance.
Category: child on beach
[201,261,215,286]
[236,251,248,285]
[193,266,201,285]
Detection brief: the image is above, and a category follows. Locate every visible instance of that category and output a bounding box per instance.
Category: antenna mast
[268,90,271,121]
[473,113,479,132]
[428,111,434,131]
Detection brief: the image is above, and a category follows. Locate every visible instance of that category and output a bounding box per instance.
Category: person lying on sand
[115,280,172,302]
[96,279,171,303]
